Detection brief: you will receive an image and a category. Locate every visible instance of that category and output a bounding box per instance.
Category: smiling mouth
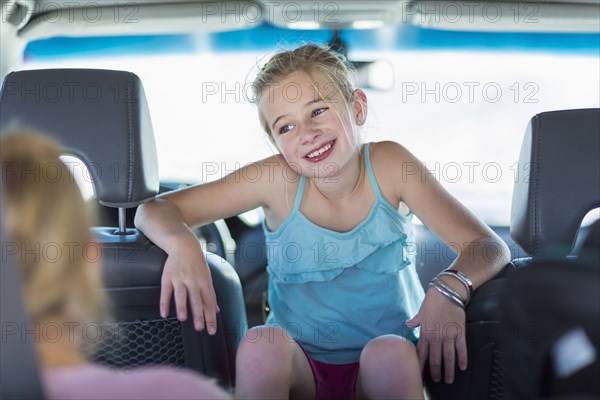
[304,140,335,162]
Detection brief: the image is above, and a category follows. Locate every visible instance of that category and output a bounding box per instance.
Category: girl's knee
[358,335,423,398]
[236,325,310,394]
[237,326,297,362]
[360,335,417,366]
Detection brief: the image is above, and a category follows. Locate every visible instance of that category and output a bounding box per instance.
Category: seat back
[500,108,600,398]
[424,108,600,399]
[423,262,515,400]
[0,69,247,387]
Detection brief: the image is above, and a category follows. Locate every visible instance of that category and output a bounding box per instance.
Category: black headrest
[511,108,600,258]
[0,69,159,208]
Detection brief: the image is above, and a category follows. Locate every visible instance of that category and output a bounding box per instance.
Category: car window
[22,28,600,226]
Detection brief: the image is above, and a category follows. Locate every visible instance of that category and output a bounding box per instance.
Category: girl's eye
[312,107,328,117]
[279,124,295,135]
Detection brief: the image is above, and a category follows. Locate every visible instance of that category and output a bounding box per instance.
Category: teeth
[307,142,332,158]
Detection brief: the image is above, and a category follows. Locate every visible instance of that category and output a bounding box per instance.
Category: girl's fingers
[201,288,219,335]
[188,285,205,331]
[428,338,443,383]
[416,336,429,372]
[173,281,189,322]
[443,338,456,383]
[405,317,420,328]
[159,278,174,319]
[456,331,468,371]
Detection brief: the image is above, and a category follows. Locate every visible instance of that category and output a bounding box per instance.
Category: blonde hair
[252,44,358,138]
[1,132,106,325]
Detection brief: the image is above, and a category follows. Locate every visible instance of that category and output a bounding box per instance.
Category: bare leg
[235,326,316,400]
[356,335,424,400]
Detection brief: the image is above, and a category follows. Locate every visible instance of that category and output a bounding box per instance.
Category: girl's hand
[161,237,220,334]
[406,288,467,384]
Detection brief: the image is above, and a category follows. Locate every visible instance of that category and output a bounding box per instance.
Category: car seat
[423,264,515,400]
[0,69,248,388]
[500,108,600,398]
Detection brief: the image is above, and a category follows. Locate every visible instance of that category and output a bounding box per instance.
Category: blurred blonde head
[1,132,106,327]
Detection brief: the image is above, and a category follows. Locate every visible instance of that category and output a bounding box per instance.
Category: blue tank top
[262,143,425,364]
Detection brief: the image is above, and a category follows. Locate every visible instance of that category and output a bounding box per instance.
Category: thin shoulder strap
[364,142,385,200]
[292,175,306,211]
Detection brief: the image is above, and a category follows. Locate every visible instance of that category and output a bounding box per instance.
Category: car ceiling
[7,0,600,40]
[1,0,598,77]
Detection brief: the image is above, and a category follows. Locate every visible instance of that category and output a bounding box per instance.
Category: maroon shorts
[297,343,360,400]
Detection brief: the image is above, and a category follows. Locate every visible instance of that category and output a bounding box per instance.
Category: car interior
[1,0,599,399]
[500,108,599,399]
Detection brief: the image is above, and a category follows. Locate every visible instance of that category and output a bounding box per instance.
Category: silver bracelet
[433,277,465,305]
[428,280,465,309]
[438,270,473,306]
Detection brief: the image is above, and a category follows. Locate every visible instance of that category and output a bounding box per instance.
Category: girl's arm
[375,141,511,383]
[134,156,282,333]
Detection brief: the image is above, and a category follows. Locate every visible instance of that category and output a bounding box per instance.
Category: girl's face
[259,70,366,179]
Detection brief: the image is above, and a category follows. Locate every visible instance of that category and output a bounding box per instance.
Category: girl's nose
[299,122,321,145]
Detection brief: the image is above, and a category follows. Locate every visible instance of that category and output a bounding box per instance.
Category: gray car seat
[500,108,600,399]
[0,69,247,388]
[423,266,515,400]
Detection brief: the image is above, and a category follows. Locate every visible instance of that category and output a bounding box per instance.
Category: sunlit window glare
[59,155,95,201]
[26,50,600,226]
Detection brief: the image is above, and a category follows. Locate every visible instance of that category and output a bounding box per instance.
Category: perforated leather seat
[0,69,248,388]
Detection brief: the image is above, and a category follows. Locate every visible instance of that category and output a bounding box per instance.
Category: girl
[135,44,510,399]
[1,133,230,400]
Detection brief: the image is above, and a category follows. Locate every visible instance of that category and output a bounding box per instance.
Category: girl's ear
[353,89,368,126]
